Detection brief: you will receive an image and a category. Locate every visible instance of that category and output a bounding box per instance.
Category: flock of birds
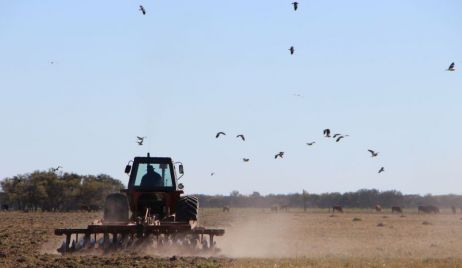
[213,129,385,174]
[132,2,458,178]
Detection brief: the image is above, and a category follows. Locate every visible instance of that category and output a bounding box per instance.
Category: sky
[0,0,461,195]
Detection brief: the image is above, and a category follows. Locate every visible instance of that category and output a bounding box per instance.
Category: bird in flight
[211,172,215,176]
[216,132,226,138]
[378,167,385,173]
[243,158,250,162]
[275,152,284,159]
[332,134,341,139]
[306,142,316,146]
[447,62,455,71]
[335,136,345,142]
[323,129,331,137]
[137,136,146,145]
[51,166,62,172]
[292,2,299,11]
[289,46,295,55]
[368,149,379,157]
[139,5,146,15]
[236,134,245,141]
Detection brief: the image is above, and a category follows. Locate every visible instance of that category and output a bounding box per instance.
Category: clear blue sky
[0,1,461,195]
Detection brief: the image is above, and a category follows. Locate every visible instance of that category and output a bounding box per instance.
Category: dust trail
[218,212,302,258]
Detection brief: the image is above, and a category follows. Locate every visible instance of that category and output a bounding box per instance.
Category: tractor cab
[123,153,184,221]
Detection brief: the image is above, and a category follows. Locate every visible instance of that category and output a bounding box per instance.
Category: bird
[243,158,250,162]
[216,132,226,138]
[332,134,341,138]
[378,167,385,173]
[275,152,284,159]
[139,5,146,15]
[292,2,299,11]
[293,93,303,98]
[211,172,215,176]
[236,134,245,141]
[336,136,345,142]
[289,46,295,55]
[368,149,379,157]
[323,129,331,137]
[136,136,146,145]
[51,166,62,172]
[447,62,455,71]
[306,142,316,146]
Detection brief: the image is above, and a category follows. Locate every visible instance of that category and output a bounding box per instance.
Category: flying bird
[211,172,215,176]
[243,158,250,162]
[292,2,298,11]
[216,132,226,138]
[289,46,295,55]
[306,142,316,146]
[447,62,455,71]
[332,134,341,139]
[139,5,146,15]
[368,149,379,157]
[51,166,62,172]
[236,134,245,141]
[336,136,345,142]
[136,136,146,145]
[275,152,284,159]
[323,129,331,137]
[378,167,385,173]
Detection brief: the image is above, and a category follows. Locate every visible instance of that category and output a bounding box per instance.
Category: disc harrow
[55,223,224,254]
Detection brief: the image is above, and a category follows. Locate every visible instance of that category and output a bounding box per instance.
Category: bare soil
[1,208,462,267]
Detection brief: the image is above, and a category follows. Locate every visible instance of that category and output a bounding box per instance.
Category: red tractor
[55,153,224,254]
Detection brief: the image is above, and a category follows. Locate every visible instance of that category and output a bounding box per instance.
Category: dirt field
[1,208,462,267]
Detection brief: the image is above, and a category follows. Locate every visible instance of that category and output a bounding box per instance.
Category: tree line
[0,171,124,211]
[196,189,462,209]
[1,171,462,211]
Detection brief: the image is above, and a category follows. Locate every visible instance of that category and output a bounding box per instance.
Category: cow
[331,205,343,213]
[80,205,90,212]
[418,205,439,214]
[375,205,382,213]
[222,206,230,213]
[1,204,8,211]
[280,205,289,212]
[391,206,402,213]
[271,205,278,213]
[452,206,457,214]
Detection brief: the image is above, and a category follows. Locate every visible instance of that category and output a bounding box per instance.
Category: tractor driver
[140,165,163,187]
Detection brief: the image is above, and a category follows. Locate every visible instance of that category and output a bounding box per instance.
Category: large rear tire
[176,195,198,222]
[103,193,129,224]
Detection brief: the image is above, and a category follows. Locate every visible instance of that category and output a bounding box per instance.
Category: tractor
[55,153,224,254]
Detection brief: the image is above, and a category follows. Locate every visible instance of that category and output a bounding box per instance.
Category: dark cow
[1,204,9,211]
[375,204,382,212]
[331,205,343,213]
[452,206,457,214]
[391,206,402,213]
[222,206,230,213]
[80,205,90,212]
[418,205,439,214]
[271,205,278,213]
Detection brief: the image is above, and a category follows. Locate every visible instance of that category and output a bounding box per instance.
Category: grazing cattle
[80,205,90,212]
[222,206,230,213]
[1,204,8,211]
[89,205,101,212]
[375,205,382,212]
[271,205,278,213]
[391,206,402,213]
[452,206,457,214]
[418,205,439,214]
[331,206,343,213]
[280,205,289,212]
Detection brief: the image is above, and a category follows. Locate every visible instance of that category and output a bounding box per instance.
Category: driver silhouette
[140,165,163,187]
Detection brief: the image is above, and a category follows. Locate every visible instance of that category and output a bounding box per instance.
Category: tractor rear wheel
[176,195,198,222]
[103,193,129,224]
